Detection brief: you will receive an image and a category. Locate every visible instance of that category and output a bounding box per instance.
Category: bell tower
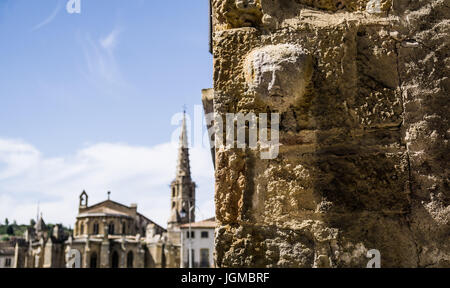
[168,111,196,229]
[79,190,88,210]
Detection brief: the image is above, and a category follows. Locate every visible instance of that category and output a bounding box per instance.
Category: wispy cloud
[79,27,130,95]
[31,2,62,32]
[100,28,121,51]
[0,138,215,227]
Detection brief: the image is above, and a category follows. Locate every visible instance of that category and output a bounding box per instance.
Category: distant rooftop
[0,242,15,255]
[180,217,215,229]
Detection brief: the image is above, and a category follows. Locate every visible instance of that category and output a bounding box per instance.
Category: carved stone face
[244,44,313,111]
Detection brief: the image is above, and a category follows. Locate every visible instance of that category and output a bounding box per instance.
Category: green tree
[30,219,36,227]
[6,225,14,235]
[5,218,9,226]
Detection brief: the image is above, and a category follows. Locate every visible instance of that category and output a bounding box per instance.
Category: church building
[9,111,199,268]
[64,191,166,268]
[165,111,197,267]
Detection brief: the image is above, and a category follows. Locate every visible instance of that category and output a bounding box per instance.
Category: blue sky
[0,0,214,227]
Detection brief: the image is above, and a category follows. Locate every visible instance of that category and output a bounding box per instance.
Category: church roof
[78,203,133,218]
[0,243,15,255]
[82,199,131,211]
[78,199,165,231]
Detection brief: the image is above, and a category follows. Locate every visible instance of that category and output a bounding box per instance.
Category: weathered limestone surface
[212,0,449,267]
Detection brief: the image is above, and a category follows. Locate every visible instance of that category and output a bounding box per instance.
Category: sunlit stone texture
[211,0,449,267]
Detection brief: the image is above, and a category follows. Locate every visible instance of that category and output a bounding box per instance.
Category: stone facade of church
[10,217,68,268]
[65,193,166,268]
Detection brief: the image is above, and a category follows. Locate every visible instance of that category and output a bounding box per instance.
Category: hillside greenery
[0,218,72,241]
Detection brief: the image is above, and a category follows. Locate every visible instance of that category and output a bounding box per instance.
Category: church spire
[35,213,46,232]
[168,109,196,228]
[176,111,191,178]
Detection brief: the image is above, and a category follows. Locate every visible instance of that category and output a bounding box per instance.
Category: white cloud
[0,138,215,228]
[0,139,40,180]
[79,27,130,94]
[100,28,120,51]
[31,2,62,32]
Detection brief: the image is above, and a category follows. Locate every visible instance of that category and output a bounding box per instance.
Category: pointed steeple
[176,111,191,179]
[35,213,48,240]
[36,201,40,223]
[35,213,46,232]
[168,109,196,228]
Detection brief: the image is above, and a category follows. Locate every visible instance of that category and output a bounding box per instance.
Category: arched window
[93,223,99,235]
[172,187,176,197]
[127,251,134,268]
[122,221,126,235]
[111,251,119,268]
[80,223,84,235]
[108,222,115,235]
[90,253,98,268]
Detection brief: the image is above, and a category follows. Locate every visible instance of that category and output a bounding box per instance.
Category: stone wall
[211,0,449,267]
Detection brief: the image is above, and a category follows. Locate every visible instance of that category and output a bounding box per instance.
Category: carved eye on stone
[236,0,257,9]
[335,0,346,10]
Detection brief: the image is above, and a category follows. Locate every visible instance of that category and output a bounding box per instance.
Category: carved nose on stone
[268,72,282,96]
